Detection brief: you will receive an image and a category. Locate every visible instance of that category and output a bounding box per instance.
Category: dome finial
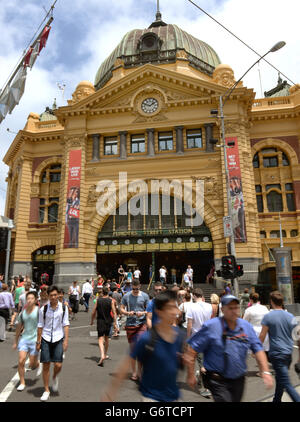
[156,0,162,21]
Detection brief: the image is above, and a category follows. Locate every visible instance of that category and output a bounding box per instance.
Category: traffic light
[235,264,244,278]
[217,255,236,280]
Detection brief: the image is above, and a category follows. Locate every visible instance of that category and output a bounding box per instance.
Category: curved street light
[212,41,286,297]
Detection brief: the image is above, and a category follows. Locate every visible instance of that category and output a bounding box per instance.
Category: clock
[141,98,159,114]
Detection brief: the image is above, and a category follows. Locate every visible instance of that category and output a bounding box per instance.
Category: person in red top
[41,272,49,286]
[97,275,104,288]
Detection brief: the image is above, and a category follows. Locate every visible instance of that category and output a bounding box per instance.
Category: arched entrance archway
[96,194,214,284]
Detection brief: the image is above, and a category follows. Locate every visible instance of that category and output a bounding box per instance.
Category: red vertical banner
[226,137,247,243]
[64,149,81,248]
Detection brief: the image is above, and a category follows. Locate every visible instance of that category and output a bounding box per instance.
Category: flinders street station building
[3,12,300,300]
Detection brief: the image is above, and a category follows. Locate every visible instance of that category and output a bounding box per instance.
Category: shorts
[97,320,112,337]
[18,338,38,356]
[125,324,147,344]
[40,338,63,363]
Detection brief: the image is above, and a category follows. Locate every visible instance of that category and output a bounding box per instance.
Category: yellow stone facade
[3,31,300,297]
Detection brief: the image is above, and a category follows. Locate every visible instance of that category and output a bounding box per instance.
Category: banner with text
[226,137,247,243]
[64,149,81,248]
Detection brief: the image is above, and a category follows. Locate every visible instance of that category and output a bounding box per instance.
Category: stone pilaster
[91,134,100,162]
[175,126,184,154]
[119,131,128,160]
[147,128,155,157]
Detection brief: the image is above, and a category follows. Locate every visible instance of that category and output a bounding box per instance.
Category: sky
[0,0,299,215]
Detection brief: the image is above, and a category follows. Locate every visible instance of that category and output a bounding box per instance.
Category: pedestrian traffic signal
[235,264,244,278]
[217,255,236,280]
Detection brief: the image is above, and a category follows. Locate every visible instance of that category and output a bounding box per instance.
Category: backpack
[43,302,66,323]
[144,327,186,370]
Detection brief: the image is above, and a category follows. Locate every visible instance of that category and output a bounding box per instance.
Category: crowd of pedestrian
[1,270,300,403]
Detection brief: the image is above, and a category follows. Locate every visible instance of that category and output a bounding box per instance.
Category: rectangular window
[256,195,264,213]
[48,203,58,223]
[186,129,202,149]
[255,185,262,193]
[158,132,173,151]
[286,193,296,211]
[39,207,45,224]
[131,134,145,153]
[104,137,118,155]
[263,156,278,168]
[50,172,61,183]
[285,183,293,191]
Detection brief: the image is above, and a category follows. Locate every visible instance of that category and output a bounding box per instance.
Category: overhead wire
[186,0,296,86]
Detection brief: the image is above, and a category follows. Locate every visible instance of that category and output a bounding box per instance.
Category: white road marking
[0,358,29,403]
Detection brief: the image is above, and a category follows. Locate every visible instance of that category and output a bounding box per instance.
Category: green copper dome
[94,23,221,90]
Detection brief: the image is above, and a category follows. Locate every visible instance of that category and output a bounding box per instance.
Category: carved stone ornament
[192,176,222,197]
[87,185,98,203]
[68,81,95,106]
[176,50,188,60]
[213,64,236,89]
[30,184,40,196]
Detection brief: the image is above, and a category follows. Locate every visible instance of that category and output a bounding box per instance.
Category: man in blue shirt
[101,290,185,402]
[146,282,163,329]
[260,290,300,402]
[184,294,273,402]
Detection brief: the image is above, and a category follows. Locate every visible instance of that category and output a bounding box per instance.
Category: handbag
[79,297,84,306]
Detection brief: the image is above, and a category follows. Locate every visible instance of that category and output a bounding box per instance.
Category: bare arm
[13,322,24,348]
[146,312,152,330]
[63,326,69,351]
[259,325,269,344]
[90,302,97,325]
[183,345,198,390]
[187,318,193,339]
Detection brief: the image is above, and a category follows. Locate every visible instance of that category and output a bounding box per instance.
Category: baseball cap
[221,294,240,306]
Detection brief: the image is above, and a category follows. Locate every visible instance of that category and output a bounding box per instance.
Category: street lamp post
[212,41,286,298]
[4,219,14,285]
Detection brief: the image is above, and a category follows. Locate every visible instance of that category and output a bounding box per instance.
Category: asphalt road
[0,307,299,403]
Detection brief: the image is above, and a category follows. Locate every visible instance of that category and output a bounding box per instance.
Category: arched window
[253,147,295,214]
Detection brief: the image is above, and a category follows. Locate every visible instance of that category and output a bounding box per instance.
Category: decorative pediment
[63,64,221,117]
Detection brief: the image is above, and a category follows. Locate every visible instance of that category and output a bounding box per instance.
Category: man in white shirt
[36,285,70,402]
[186,265,193,288]
[183,272,192,288]
[133,267,141,281]
[159,266,167,285]
[186,288,212,397]
[82,279,93,312]
[243,292,269,351]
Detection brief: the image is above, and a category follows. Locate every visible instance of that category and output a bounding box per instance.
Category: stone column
[175,126,184,154]
[273,247,294,304]
[205,123,216,152]
[119,131,128,160]
[147,128,155,157]
[91,134,100,162]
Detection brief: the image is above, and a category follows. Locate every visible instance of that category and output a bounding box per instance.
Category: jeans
[83,293,91,310]
[270,354,300,402]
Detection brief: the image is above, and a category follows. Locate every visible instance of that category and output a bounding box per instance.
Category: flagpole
[1,15,53,93]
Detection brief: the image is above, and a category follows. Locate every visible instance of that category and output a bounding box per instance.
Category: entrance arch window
[41,164,61,183]
[267,190,283,212]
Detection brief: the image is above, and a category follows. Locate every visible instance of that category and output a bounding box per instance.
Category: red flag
[39,25,51,53]
[23,46,33,68]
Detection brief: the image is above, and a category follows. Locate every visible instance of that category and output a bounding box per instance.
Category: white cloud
[0,0,299,215]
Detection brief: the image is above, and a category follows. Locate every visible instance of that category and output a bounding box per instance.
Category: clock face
[141,98,159,114]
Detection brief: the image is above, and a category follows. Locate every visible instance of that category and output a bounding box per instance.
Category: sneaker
[200,389,211,398]
[17,384,25,392]
[36,364,42,378]
[40,391,50,401]
[52,376,59,392]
